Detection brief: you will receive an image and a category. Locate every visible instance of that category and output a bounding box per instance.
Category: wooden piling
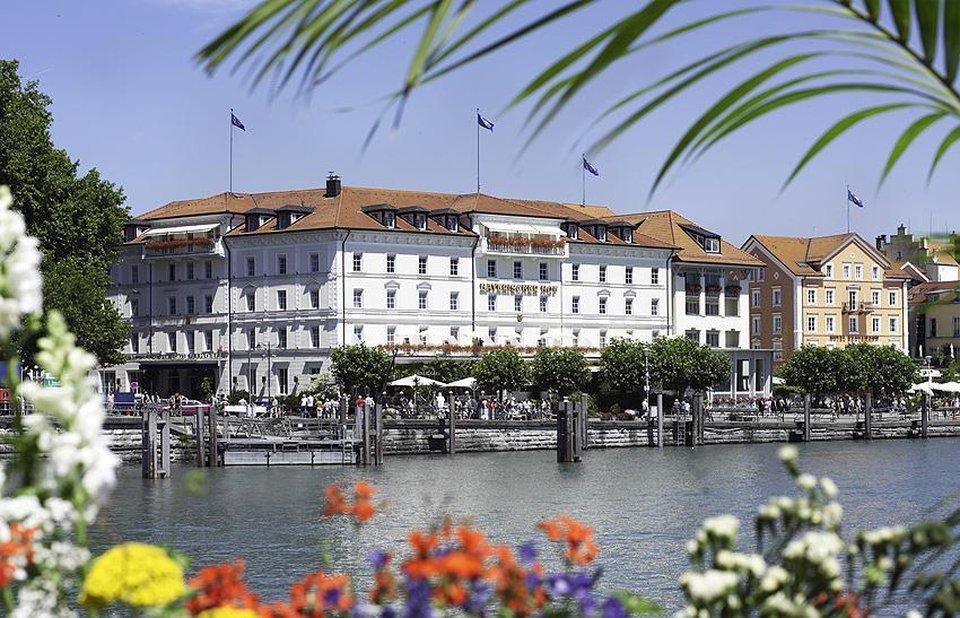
[864,393,873,441]
[692,396,703,446]
[447,391,456,455]
[578,393,589,451]
[803,394,811,442]
[572,402,583,462]
[922,394,930,439]
[159,407,171,477]
[194,407,205,467]
[141,406,157,479]
[207,402,219,466]
[557,399,575,463]
[373,404,384,465]
[359,404,370,466]
[656,393,664,448]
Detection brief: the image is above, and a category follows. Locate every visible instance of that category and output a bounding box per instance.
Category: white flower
[701,515,740,541]
[797,474,816,491]
[862,526,907,547]
[822,502,843,529]
[778,445,798,463]
[758,504,780,521]
[680,569,740,603]
[716,550,767,578]
[820,477,838,498]
[0,187,43,340]
[760,566,789,592]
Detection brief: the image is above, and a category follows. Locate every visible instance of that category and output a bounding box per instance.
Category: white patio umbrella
[443,377,476,389]
[389,374,443,388]
[933,381,960,393]
[908,383,935,395]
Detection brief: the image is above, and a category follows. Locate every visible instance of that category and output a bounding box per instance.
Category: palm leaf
[888,0,910,41]
[915,0,939,64]
[927,124,960,181]
[784,102,920,189]
[944,0,960,83]
[879,111,947,185]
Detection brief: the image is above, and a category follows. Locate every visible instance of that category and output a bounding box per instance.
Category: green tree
[530,347,590,397]
[780,345,842,396]
[0,60,129,363]
[41,257,128,365]
[650,336,729,398]
[200,2,960,192]
[839,343,917,397]
[474,348,528,399]
[598,338,649,406]
[330,344,394,396]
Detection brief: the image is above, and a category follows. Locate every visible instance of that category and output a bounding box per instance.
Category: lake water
[91,439,960,609]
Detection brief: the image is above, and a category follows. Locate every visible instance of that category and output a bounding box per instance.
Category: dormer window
[563,221,579,240]
[447,216,459,232]
[384,212,395,228]
[276,213,291,230]
[415,214,427,231]
[680,223,721,254]
[595,226,607,242]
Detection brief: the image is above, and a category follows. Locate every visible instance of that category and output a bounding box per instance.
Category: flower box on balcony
[724,285,742,294]
[686,284,702,294]
[705,284,722,294]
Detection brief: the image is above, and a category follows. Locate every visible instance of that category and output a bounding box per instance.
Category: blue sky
[5,0,958,244]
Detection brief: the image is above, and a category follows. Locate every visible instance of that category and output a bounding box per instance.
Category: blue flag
[231,112,246,131]
[847,188,864,208]
[477,112,494,131]
[582,155,599,177]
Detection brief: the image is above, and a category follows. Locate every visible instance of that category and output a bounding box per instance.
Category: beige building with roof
[105,176,772,399]
[875,224,959,284]
[742,233,910,364]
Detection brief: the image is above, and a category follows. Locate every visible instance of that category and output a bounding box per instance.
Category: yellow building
[908,281,960,359]
[741,233,910,363]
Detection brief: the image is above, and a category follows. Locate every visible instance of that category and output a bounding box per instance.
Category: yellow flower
[79,542,187,609]
[197,608,261,618]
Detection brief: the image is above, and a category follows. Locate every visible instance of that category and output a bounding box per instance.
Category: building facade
[105,178,771,399]
[907,281,960,359]
[876,224,959,283]
[742,233,910,364]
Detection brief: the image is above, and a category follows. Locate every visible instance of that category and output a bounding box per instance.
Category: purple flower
[368,549,390,570]
[518,541,537,565]
[547,573,571,597]
[601,597,627,618]
[464,581,493,613]
[401,579,434,618]
[324,587,342,606]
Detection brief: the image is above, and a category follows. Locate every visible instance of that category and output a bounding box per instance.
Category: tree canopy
[782,344,917,397]
[330,344,394,396]
[529,347,590,397]
[780,346,842,396]
[474,348,528,399]
[0,59,129,364]
[649,336,730,397]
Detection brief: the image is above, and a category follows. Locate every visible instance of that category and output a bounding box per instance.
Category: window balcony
[482,233,567,257]
[144,235,224,258]
[841,301,875,313]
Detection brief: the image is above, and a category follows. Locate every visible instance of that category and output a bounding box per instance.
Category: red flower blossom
[186,560,261,615]
[0,524,35,587]
[322,481,379,524]
[538,515,599,566]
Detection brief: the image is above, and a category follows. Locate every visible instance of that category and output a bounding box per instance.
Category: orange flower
[186,560,261,615]
[538,515,599,566]
[0,524,35,587]
[369,553,397,605]
[322,481,379,524]
[285,571,353,616]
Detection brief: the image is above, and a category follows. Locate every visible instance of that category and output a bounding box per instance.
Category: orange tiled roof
[749,232,911,279]
[131,185,677,249]
[613,210,763,267]
[908,280,960,305]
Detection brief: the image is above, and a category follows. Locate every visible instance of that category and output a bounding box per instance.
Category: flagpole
[476,107,480,193]
[581,154,586,206]
[229,108,234,194]
[845,183,850,233]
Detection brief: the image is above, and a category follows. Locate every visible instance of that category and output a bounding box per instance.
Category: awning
[142,223,219,237]
[482,220,562,236]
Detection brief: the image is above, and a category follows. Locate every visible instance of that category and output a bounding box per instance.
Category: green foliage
[330,344,394,396]
[200,1,960,193]
[395,358,475,384]
[42,257,128,366]
[783,344,917,396]
[301,372,338,399]
[598,338,649,405]
[780,345,841,395]
[649,336,729,397]
[0,60,129,364]
[529,347,590,397]
[473,348,528,398]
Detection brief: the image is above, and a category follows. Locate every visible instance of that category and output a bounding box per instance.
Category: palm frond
[198,0,960,193]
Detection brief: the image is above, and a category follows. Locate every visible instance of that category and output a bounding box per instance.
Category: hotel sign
[129,351,226,362]
[479,283,558,296]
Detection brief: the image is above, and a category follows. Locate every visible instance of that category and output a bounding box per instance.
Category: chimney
[325,172,341,198]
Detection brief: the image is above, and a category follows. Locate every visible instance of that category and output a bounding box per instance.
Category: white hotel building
[105,176,771,399]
